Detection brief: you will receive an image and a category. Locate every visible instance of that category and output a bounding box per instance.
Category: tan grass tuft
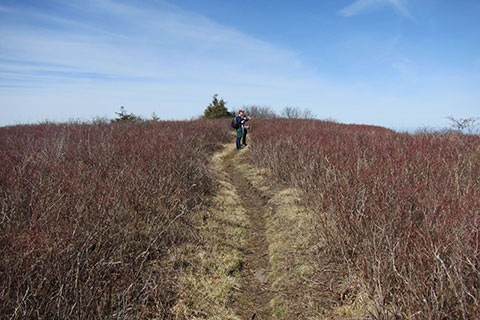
[173,144,248,319]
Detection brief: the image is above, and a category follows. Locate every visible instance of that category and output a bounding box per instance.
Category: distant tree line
[113,98,479,136]
[234,105,316,119]
[202,93,316,120]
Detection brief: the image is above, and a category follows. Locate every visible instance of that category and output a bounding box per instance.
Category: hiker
[242,114,250,147]
[235,110,245,150]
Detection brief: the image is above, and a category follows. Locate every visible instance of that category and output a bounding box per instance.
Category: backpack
[231,116,240,129]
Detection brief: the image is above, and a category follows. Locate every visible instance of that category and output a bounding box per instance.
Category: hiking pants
[242,128,248,145]
[236,127,242,150]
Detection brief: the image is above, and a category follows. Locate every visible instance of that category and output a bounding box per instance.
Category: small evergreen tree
[151,112,160,121]
[112,106,141,123]
[203,94,233,119]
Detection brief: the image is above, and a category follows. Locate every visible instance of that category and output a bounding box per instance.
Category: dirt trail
[173,144,353,319]
[222,149,274,320]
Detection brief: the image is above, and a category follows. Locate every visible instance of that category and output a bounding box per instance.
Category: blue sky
[1,0,479,129]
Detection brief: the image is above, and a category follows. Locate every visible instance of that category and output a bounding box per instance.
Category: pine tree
[112,106,141,122]
[203,94,232,119]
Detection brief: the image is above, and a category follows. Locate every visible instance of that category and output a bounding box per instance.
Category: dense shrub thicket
[0,120,231,319]
[248,119,480,319]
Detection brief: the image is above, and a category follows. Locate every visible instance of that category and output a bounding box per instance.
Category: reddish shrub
[0,119,231,319]
[249,119,480,319]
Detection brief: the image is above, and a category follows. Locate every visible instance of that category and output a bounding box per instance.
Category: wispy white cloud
[0,0,475,129]
[0,0,304,85]
[0,0,313,124]
[339,0,413,20]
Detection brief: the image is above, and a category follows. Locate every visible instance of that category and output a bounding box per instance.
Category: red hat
[239,109,244,113]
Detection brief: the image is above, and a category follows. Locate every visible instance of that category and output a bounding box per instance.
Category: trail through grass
[224,147,275,319]
[174,143,360,319]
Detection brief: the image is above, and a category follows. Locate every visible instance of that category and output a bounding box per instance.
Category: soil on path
[222,149,274,320]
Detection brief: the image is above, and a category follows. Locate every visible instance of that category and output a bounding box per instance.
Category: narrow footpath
[173,144,347,319]
[223,149,274,320]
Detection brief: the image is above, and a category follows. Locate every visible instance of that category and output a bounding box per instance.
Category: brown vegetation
[0,120,231,319]
[3,117,479,319]
[248,119,480,319]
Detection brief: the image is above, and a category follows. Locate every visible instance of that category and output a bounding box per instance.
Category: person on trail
[242,114,250,147]
[235,110,245,150]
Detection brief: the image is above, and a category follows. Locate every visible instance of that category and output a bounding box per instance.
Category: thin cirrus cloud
[0,0,312,124]
[339,0,413,20]
[1,0,477,129]
[0,0,304,87]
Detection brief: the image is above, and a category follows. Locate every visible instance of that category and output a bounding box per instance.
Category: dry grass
[235,152,357,319]
[172,144,248,320]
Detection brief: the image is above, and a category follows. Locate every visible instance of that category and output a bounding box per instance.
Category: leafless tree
[281,106,316,119]
[446,116,479,134]
[242,105,278,118]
